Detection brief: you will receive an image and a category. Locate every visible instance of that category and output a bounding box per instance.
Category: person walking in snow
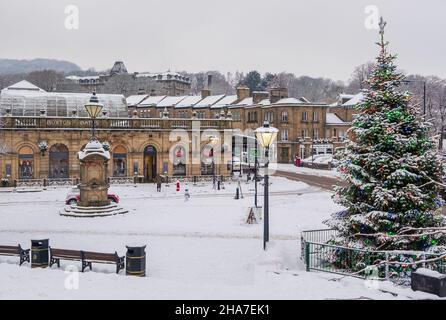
[155,175,162,192]
[184,188,190,201]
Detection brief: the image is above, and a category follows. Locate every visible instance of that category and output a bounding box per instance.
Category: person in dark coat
[155,175,162,192]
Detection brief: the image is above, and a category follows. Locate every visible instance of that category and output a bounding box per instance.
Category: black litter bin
[126,244,146,277]
[31,239,49,268]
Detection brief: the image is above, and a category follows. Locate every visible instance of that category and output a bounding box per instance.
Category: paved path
[274,170,343,191]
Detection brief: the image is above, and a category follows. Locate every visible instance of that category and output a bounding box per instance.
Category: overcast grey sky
[0,0,445,81]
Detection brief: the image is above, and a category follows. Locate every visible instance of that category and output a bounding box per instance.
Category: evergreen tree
[238,71,262,92]
[326,19,446,252]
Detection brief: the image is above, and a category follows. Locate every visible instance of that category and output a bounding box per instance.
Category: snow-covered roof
[326,113,346,125]
[273,97,303,105]
[340,93,355,100]
[258,99,271,106]
[66,75,100,81]
[342,93,364,107]
[194,94,225,108]
[2,80,47,93]
[175,95,203,109]
[126,95,148,106]
[1,81,127,117]
[210,95,238,109]
[137,95,166,107]
[234,97,253,107]
[135,71,190,83]
[156,96,187,108]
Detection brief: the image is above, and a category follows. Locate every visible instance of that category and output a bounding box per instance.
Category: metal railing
[162,175,236,184]
[301,229,446,283]
[1,116,232,131]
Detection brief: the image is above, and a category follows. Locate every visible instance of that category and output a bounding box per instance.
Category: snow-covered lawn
[0,177,439,299]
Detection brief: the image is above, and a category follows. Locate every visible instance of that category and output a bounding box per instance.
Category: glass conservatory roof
[0,80,128,118]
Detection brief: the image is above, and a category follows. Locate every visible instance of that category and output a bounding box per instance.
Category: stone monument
[60,92,127,217]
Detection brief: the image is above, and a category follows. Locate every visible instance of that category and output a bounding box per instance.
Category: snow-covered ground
[0,177,439,299]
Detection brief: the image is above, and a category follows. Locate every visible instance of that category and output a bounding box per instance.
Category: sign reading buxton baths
[46,119,74,127]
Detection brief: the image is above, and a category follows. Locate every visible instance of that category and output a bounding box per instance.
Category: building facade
[0,80,360,184]
[57,61,192,97]
[0,81,231,184]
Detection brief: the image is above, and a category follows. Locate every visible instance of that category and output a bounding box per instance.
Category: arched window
[173,146,186,176]
[113,146,127,177]
[49,144,69,179]
[18,146,34,179]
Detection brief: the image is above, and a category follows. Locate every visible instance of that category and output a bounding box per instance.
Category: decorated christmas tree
[326,18,446,252]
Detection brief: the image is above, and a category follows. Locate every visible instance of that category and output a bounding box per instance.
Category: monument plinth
[60,140,127,217]
[78,140,111,207]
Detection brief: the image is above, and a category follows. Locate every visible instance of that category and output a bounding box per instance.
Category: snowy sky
[1,0,445,81]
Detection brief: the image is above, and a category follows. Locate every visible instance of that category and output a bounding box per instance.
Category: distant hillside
[0,58,82,75]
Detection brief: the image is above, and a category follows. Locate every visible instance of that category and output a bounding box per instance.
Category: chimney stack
[201,88,211,99]
[252,91,269,104]
[236,85,250,102]
[207,74,213,89]
[269,87,288,104]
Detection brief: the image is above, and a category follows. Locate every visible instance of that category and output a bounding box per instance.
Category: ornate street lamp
[84,92,103,140]
[209,136,220,190]
[255,121,278,250]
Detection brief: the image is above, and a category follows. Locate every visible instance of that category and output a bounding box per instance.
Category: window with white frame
[281,111,288,122]
[302,111,308,121]
[313,111,318,122]
[264,111,274,123]
[281,129,289,141]
[313,129,319,139]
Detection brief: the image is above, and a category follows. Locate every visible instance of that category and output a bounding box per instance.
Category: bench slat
[0,252,20,256]
[50,248,82,260]
[0,246,20,254]
[83,251,117,262]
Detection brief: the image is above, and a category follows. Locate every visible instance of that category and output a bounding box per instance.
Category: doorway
[143,145,157,182]
[49,144,69,179]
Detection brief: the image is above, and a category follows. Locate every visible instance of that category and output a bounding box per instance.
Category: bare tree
[345,62,374,93]
[434,82,446,150]
[25,70,65,91]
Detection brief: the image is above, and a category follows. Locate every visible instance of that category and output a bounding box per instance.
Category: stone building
[126,85,356,164]
[0,80,231,184]
[57,61,192,97]
[0,79,359,184]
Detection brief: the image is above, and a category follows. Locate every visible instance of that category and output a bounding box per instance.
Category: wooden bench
[50,248,82,268]
[83,251,125,274]
[49,247,124,274]
[0,244,30,266]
